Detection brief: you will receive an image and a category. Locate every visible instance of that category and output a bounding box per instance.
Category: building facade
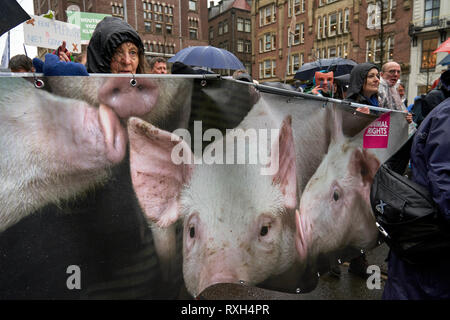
[33,0,209,62]
[251,0,413,84]
[408,0,450,103]
[208,0,253,74]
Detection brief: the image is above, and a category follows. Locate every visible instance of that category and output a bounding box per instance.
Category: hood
[346,62,379,100]
[86,17,144,73]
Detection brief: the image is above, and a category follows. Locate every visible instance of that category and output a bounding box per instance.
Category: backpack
[370,134,450,265]
[411,89,446,126]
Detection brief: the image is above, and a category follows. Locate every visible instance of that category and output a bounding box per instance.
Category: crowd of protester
[3,15,449,300]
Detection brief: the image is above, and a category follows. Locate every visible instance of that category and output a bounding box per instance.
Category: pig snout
[195,259,243,296]
[97,77,159,119]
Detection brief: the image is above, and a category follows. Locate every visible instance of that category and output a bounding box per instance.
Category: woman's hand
[405,112,413,124]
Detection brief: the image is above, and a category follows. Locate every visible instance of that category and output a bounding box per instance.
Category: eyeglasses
[387,69,401,75]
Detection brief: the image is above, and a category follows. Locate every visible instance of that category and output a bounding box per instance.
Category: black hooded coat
[86,17,144,73]
[345,62,379,106]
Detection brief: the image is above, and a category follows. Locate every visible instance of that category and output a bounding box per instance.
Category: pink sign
[363,112,390,149]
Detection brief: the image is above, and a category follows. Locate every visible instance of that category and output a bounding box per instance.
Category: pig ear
[348,148,380,187]
[270,115,297,209]
[330,105,345,145]
[128,117,193,227]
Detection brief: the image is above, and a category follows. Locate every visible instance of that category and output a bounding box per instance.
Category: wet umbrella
[294,58,357,81]
[0,0,31,37]
[168,46,245,70]
[433,37,450,53]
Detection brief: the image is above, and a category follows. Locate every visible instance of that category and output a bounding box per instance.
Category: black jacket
[86,17,144,73]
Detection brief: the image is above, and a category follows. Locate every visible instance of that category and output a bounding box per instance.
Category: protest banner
[23,15,81,53]
[66,11,111,44]
[0,76,409,299]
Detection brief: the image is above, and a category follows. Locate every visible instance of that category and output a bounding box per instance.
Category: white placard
[23,15,81,53]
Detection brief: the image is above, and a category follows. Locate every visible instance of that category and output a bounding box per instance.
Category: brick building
[251,0,413,84]
[33,0,209,62]
[408,0,450,103]
[208,0,253,74]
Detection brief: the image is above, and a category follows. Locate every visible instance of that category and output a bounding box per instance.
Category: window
[293,24,300,45]
[338,10,343,34]
[209,27,214,39]
[237,18,244,32]
[366,38,382,63]
[166,25,172,35]
[294,0,301,15]
[224,20,229,33]
[263,33,276,52]
[259,62,263,79]
[218,22,223,35]
[259,4,276,26]
[300,23,304,43]
[189,0,197,11]
[189,28,198,40]
[245,40,251,53]
[144,21,151,32]
[337,45,341,57]
[244,19,251,33]
[424,0,440,26]
[259,39,263,53]
[322,48,326,59]
[263,60,276,78]
[329,13,337,37]
[291,54,300,74]
[366,36,395,63]
[155,23,162,34]
[328,46,336,58]
[421,38,438,71]
[343,43,348,58]
[323,15,327,38]
[317,17,321,40]
[265,33,272,51]
[237,40,244,52]
[344,9,349,32]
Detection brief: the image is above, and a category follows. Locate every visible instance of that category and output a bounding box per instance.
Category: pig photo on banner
[0,75,409,299]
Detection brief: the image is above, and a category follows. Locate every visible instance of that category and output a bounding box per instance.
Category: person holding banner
[346,62,380,115]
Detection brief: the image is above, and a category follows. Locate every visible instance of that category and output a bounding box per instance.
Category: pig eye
[260,226,269,237]
[189,226,195,238]
[333,190,340,201]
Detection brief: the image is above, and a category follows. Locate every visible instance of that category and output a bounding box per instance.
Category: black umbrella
[0,0,31,37]
[294,58,357,81]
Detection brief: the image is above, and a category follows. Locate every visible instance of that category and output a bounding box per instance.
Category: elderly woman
[87,17,147,74]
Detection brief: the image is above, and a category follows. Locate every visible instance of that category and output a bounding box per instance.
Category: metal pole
[134,0,138,30]
[178,0,182,50]
[123,0,128,22]
[284,33,293,84]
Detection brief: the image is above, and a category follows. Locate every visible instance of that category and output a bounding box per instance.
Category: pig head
[296,105,381,271]
[128,111,301,297]
[0,76,192,232]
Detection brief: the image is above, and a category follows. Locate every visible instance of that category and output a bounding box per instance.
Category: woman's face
[362,68,380,97]
[110,41,139,74]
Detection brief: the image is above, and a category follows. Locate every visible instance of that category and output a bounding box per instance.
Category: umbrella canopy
[294,58,357,81]
[433,37,450,53]
[168,46,245,70]
[0,0,31,37]
[438,54,450,66]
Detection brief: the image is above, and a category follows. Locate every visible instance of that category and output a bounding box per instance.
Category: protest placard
[23,15,81,53]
